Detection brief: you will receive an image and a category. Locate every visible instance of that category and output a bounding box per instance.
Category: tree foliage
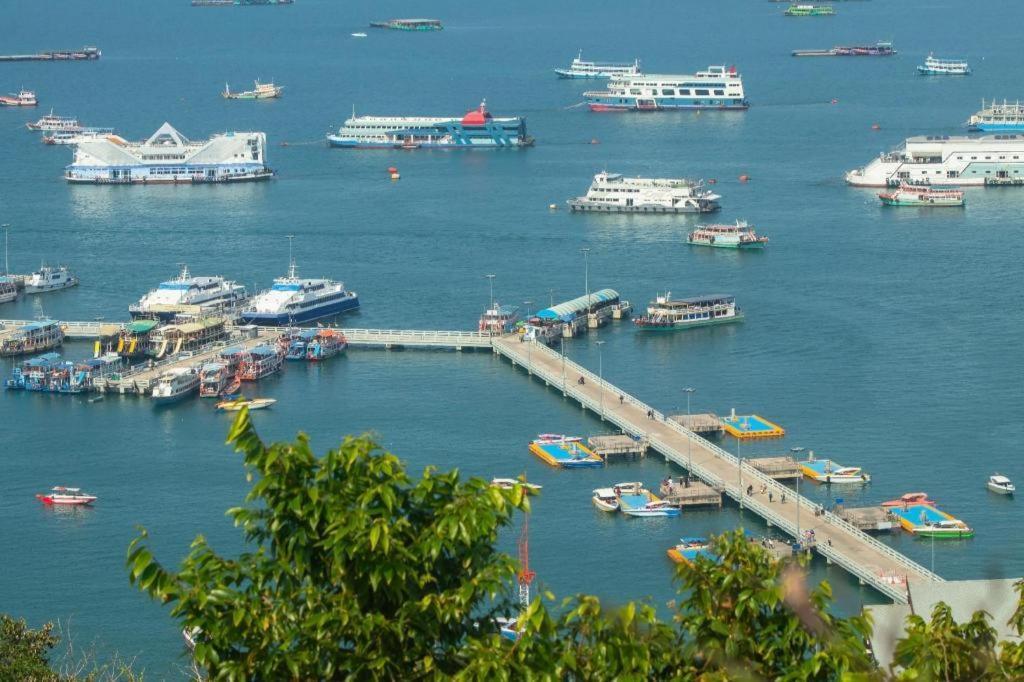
[127,412,1024,681]
[0,615,60,682]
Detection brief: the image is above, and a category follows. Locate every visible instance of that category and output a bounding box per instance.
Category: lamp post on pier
[560,336,567,396]
[580,247,591,313]
[1,223,9,275]
[682,387,695,474]
[791,446,805,545]
[524,300,533,374]
[596,340,605,421]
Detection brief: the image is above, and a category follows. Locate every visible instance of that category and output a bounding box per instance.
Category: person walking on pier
[619,394,624,405]
[768,491,773,503]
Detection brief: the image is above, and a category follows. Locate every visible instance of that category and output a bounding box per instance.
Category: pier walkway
[490,337,943,603]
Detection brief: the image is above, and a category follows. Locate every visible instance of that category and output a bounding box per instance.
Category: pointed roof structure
[145,122,190,147]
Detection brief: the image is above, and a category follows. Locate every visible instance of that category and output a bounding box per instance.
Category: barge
[792,41,895,57]
[0,47,100,62]
[529,435,603,469]
[370,18,442,31]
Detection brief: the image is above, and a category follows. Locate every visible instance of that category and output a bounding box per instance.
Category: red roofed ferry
[327,100,533,148]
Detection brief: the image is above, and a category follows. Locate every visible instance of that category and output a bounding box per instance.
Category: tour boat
[592,488,620,512]
[199,362,236,397]
[0,89,38,106]
[584,65,748,111]
[151,367,200,404]
[917,54,970,76]
[987,474,1015,495]
[799,454,870,484]
[479,303,519,335]
[240,259,359,326]
[223,80,284,100]
[23,265,79,293]
[216,397,277,411]
[0,276,17,304]
[878,183,965,207]
[26,110,81,131]
[490,478,542,494]
[686,220,769,249]
[568,172,720,214]
[306,329,347,361]
[36,486,97,506]
[130,265,247,319]
[967,100,1024,132]
[554,51,641,79]
[285,328,318,360]
[0,319,64,357]
[237,344,283,381]
[785,4,835,16]
[881,492,936,508]
[42,128,116,145]
[634,293,743,330]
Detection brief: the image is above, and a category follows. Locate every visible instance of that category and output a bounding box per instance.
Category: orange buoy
[738,174,750,183]
[871,123,881,130]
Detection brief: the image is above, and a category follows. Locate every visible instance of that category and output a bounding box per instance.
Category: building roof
[535,288,619,321]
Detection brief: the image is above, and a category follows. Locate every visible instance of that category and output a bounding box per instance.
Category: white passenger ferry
[687,221,769,249]
[129,265,248,319]
[567,172,720,213]
[24,265,78,293]
[634,293,743,331]
[554,51,641,79]
[65,122,272,184]
[967,100,1024,132]
[917,54,970,76]
[584,66,748,111]
[240,262,359,326]
[846,134,1024,187]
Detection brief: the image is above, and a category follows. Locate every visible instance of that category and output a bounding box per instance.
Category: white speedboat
[23,265,78,293]
[151,367,200,404]
[622,500,681,518]
[215,397,277,411]
[491,478,542,494]
[987,474,1015,495]
[592,488,620,512]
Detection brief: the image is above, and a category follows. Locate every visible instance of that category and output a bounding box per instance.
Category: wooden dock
[748,456,802,480]
[658,477,722,508]
[838,507,897,532]
[587,434,647,461]
[667,412,724,435]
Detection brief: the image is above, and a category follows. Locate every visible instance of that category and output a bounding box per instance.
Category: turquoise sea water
[2,0,1023,674]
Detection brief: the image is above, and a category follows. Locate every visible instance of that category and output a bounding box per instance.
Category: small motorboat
[351,32,368,38]
[914,519,974,539]
[592,488,620,512]
[987,474,1015,496]
[36,486,96,506]
[623,501,681,518]
[490,478,542,494]
[882,492,936,507]
[216,397,277,411]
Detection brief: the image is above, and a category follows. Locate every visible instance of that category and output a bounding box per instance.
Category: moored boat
[26,110,81,131]
[238,344,284,381]
[529,434,603,469]
[987,474,1015,495]
[216,397,276,411]
[479,303,519,335]
[667,537,711,563]
[42,128,116,145]
[555,51,641,79]
[151,367,200,404]
[0,319,64,357]
[633,293,742,330]
[687,220,768,248]
[878,183,965,207]
[0,89,38,106]
[616,483,680,518]
[917,54,970,76]
[592,487,620,512]
[967,100,1024,132]
[223,80,283,100]
[199,362,236,397]
[130,265,247,320]
[846,135,1024,188]
[0,276,17,304]
[36,486,96,506]
[584,65,748,111]
[568,172,720,214]
[23,264,78,293]
[306,329,346,360]
[491,478,542,494]
[785,4,836,16]
[285,328,317,360]
[799,453,870,484]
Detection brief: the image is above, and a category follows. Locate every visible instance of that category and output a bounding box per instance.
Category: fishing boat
[554,51,641,79]
[238,344,283,381]
[151,367,200,404]
[223,80,283,100]
[23,265,78,293]
[878,183,965,207]
[0,319,64,357]
[667,537,711,564]
[35,486,97,506]
[617,483,680,518]
[0,89,38,106]
[917,54,970,76]
[199,362,236,397]
[686,220,769,249]
[26,110,81,131]
[216,397,276,411]
[130,265,247,319]
[0,276,17,304]
[592,487,620,512]
[490,478,542,494]
[881,492,936,508]
[479,303,519,335]
[528,434,603,469]
[798,453,870,484]
[634,293,743,330]
[568,172,720,214]
[987,474,1015,495]
[785,4,836,16]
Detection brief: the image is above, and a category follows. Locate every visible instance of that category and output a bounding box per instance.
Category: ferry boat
[846,135,1024,187]
[966,100,1024,132]
[634,293,743,331]
[6,353,64,391]
[223,80,283,100]
[987,474,1015,495]
[42,128,116,145]
[0,319,64,357]
[479,303,519,335]
[798,453,870,484]
[26,111,81,131]
[584,65,747,111]
[199,362,237,397]
[878,183,965,207]
[216,397,276,411]
[306,329,347,360]
[7,352,122,393]
[369,18,443,31]
[151,367,201,404]
[130,265,247,319]
[529,434,603,469]
[0,276,17,304]
[146,318,227,359]
[687,220,768,248]
[240,261,359,326]
[554,51,641,79]
[327,101,532,149]
[785,4,836,16]
[285,329,317,360]
[238,344,283,381]
[23,265,78,293]
[0,89,38,106]
[881,492,936,508]
[36,487,97,506]
[568,172,720,213]
[792,41,896,57]
[65,122,272,184]
[917,54,970,76]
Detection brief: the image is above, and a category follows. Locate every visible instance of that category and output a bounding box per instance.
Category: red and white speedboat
[36,486,97,506]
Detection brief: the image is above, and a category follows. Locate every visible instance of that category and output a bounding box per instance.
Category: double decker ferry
[27,111,81,131]
[327,101,532,149]
[0,319,64,357]
[568,172,720,213]
[583,66,748,111]
[967,100,1024,132]
[129,265,247,319]
[687,220,769,249]
[878,183,965,207]
[554,51,641,79]
[634,293,743,331]
[0,89,37,107]
[917,54,970,76]
[846,134,1024,187]
[240,262,359,326]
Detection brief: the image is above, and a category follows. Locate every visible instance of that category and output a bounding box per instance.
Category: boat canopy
[127,320,160,334]
[535,288,620,321]
[990,475,1012,484]
[26,353,62,367]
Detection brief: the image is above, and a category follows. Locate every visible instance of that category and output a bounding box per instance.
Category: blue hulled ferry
[240,261,359,326]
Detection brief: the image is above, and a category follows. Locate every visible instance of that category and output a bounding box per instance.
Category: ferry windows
[695,89,709,96]
[662,89,676,96]
[629,89,641,95]
[679,89,691,96]
[714,90,724,96]
[947,171,958,178]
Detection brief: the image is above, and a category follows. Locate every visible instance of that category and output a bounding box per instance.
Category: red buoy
[387,166,398,174]
[708,179,717,185]
[738,174,750,183]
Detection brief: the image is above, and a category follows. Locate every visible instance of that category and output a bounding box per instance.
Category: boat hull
[634,314,743,331]
[569,201,718,214]
[686,238,766,249]
[327,136,531,149]
[588,102,749,112]
[152,389,197,405]
[23,280,79,294]
[987,483,1015,495]
[623,508,681,518]
[66,170,274,185]
[880,197,964,207]
[913,528,974,539]
[240,295,360,326]
[592,497,619,512]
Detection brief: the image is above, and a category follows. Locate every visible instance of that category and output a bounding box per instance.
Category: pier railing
[330,328,492,348]
[499,338,942,596]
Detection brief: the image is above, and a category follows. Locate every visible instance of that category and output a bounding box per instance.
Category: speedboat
[882,492,936,507]
[240,259,359,326]
[623,500,681,518]
[592,488,620,512]
[151,367,200,404]
[23,265,78,293]
[799,454,870,484]
[351,32,368,38]
[914,519,974,539]
[615,482,680,517]
[130,264,247,319]
[216,397,277,411]
[987,474,1015,495]
[36,486,96,506]
[490,478,542,494]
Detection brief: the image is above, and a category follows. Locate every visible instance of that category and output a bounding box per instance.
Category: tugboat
[222,80,284,100]
[36,486,97,506]
[0,89,38,106]
[23,264,79,293]
[151,367,200,404]
[687,220,769,249]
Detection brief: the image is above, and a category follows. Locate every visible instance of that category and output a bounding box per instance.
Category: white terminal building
[64,122,272,184]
